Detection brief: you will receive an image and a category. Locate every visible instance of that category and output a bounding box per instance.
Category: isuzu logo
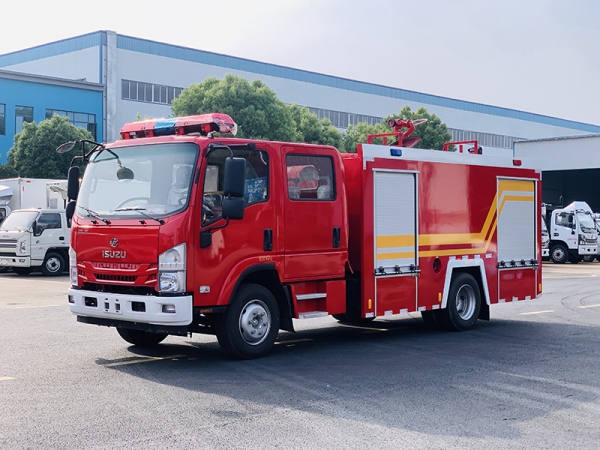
[102,250,127,259]
[110,238,119,248]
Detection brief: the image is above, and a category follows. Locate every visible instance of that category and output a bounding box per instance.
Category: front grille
[91,262,141,270]
[0,252,16,257]
[0,240,17,249]
[95,274,137,282]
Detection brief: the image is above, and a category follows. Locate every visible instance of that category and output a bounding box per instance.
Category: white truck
[0,178,68,222]
[0,208,70,276]
[548,201,598,264]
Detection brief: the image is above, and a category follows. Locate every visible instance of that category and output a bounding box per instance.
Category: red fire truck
[58,113,542,359]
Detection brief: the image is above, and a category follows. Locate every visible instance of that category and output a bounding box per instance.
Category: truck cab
[0,208,70,275]
[548,202,598,263]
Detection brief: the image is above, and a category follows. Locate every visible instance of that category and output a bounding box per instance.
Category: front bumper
[578,244,598,255]
[68,288,193,326]
[542,249,549,258]
[0,256,32,268]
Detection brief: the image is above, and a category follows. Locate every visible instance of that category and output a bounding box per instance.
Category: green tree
[171,75,342,145]
[340,106,453,153]
[0,163,16,178]
[287,104,341,148]
[5,115,93,179]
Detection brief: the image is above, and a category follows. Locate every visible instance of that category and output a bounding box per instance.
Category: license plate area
[102,297,122,314]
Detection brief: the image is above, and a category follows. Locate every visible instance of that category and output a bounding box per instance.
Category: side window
[202,147,269,225]
[35,213,61,236]
[555,213,573,229]
[286,154,335,201]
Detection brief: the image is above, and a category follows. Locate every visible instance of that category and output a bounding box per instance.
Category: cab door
[31,212,66,263]
[282,147,346,280]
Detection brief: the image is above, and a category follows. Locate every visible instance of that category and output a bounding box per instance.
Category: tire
[438,273,481,331]
[13,267,33,276]
[550,244,569,264]
[215,284,280,359]
[117,328,168,347]
[421,310,442,329]
[40,252,65,276]
[582,255,594,263]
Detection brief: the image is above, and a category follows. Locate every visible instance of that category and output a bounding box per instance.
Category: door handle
[332,227,341,248]
[59,236,65,240]
[263,229,273,251]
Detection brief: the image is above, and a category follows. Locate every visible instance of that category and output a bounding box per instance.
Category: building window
[0,104,5,135]
[122,79,184,105]
[15,106,33,134]
[46,109,96,132]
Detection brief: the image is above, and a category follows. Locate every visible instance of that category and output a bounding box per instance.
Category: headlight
[18,240,27,255]
[69,247,77,286]
[158,243,186,293]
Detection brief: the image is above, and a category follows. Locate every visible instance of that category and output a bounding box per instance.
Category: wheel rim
[455,284,476,320]
[552,248,565,261]
[45,257,61,273]
[239,300,271,346]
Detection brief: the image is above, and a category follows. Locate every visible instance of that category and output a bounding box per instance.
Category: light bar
[119,113,238,139]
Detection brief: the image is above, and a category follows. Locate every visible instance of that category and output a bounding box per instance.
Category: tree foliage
[5,115,93,179]
[340,106,452,153]
[171,75,342,146]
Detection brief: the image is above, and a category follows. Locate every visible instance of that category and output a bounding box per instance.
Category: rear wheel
[40,252,65,276]
[117,328,168,347]
[583,255,595,263]
[215,284,280,359]
[13,267,33,276]
[438,273,481,331]
[550,244,568,264]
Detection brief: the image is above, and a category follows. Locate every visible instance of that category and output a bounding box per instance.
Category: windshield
[77,143,198,219]
[0,211,39,231]
[576,212,596,231]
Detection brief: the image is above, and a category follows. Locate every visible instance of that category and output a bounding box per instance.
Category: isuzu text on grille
[102,250,126,259]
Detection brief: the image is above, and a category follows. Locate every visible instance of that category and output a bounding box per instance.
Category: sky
[3,0,599,125]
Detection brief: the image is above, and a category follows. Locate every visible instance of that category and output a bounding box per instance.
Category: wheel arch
[227,264,294,332]
[441,259,490,311]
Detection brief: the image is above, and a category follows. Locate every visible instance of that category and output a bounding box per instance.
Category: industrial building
[515,135,600,211]
[1,30,599,167]
[0,69,103,164]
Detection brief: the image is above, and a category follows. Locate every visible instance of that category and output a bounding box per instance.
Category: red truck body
[66,114,542,358]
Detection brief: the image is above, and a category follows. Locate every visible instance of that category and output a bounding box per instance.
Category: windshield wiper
[78,206,111,225]
[113,207,164,225]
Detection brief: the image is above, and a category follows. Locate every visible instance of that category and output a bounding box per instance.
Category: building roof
[2,30,600,134]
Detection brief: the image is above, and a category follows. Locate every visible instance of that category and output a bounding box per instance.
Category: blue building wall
[0,78,103,164]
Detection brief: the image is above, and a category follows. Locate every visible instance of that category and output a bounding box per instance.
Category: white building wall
[1,47,100,83]
[514,136,600,171]
[113,48,591,150]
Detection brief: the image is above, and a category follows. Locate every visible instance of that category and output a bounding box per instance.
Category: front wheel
[117,328,168,347]
[438,273,481,331]
[215,284,280,359]
[40,252,65,276]
[582,255,595,263]
[550,244,569,264]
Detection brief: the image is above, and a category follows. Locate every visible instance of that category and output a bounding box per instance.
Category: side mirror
[223,157,245,198]
[66,200,76,221]
[222,197,245,220]
[67,166,80,200]
[32,222,42,237]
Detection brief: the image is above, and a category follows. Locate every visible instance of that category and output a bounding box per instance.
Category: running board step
[298,311,329,319]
